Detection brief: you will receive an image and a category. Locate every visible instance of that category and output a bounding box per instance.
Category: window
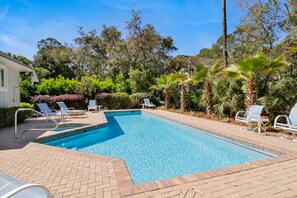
[0,66,7,106]
[0,68,4,87]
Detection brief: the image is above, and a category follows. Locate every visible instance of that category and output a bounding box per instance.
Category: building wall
[0,55,33,107]
[7,68,20,107]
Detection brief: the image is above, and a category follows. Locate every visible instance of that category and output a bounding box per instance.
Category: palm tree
[152,73,178,109]
[225,53,285,110]
[191,61,223,114]
[222,0,228,67]
[287,41,297,53]
[177,70,189,112]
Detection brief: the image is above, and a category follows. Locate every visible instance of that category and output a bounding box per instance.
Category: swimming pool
[44,111,272,184]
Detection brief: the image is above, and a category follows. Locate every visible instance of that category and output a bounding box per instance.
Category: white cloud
[0,34,31,49]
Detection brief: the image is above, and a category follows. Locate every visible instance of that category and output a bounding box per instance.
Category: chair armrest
[274,115,290,127]
[68,107,75,110]
[235,111,246,119]
[1,183,51,198]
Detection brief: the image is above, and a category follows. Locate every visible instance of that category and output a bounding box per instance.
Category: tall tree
[177,70,189,112]
[151,73,178,109]
[191,61,223,114]
[235,0,285,54]
[225,53,285,109]
[222,0,228,67]
[34,38,74,78]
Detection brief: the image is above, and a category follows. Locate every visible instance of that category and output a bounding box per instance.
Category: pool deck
[0,109,297,197]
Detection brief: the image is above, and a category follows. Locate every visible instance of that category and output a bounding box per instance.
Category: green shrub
[0,106,30,128]
[96,92,131,109]
[20,80,36,102]
[20,102,34,108]
[116,75,131,94]
[36,75,79,95]
[100,78,116,93]
[19,102,34,122]
[80,77,116,98]
[129,93,159,108]
[109,92,131,109]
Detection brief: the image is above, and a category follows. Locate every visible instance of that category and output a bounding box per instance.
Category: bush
[36,75,79,95]
[95,92,112,108]
[52,94,86,109]
[100,78,117,93]
[20,80,36,102]
[79,77,117,98]
[129,93,159,108]
[19,102,34,122]
[0,106,30,128]
[95,92,131,109]
[110,92,131,109]
[30,94,86,110]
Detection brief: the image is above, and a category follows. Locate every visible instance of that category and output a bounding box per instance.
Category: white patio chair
[142,98,156,109]
[0,173,51,198]
[88,100,101,111]
[235,105,268,133]
[37,103,67,120]
[274,103,297,134]
[56,102,86,116]
[37,103,59,116]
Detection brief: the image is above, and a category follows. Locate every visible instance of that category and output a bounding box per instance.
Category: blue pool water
[44,111,272,184]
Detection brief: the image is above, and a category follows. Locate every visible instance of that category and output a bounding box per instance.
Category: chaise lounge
[56,102,87,116]
[37,103,68,121]
[0,173,51,198]
[274,103,297,134]
[142,98,156,109]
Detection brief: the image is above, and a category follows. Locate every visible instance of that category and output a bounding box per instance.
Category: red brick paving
[0,110,297,197]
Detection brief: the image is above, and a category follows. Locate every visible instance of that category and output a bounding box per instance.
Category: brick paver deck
[0,110,297,198]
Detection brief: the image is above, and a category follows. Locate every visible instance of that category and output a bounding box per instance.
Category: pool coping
[33,109,297,197]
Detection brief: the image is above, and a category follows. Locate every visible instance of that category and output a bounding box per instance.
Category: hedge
[95,92,159,109]
[129,93,159,108]
[30,94,86,110]
[0,103,33,128]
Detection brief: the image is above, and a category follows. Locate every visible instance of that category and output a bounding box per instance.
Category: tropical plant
[287,41,297,53]
[191,61,223,114]
[225,53,285,109]
[177,70,189,112]
[151,73,178,109]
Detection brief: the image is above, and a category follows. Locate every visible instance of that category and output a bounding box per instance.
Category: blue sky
[0,0,243,60]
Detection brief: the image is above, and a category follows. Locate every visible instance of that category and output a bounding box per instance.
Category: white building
[0,52,38,107]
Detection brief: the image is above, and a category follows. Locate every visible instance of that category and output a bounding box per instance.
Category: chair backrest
[89,100,96,107]
[247,105,264,120]
[289,104,297,125]
[37,103,53,115]
[144,98,150,105]
[56,102,68,111]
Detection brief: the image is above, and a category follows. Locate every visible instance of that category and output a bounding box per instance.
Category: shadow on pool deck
[0,112,102,150]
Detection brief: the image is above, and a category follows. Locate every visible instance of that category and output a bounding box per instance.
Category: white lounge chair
[88,100,101,111]
[0,173,51,198]
[235,105,268,133]
[56,102,86,116]
[37,103,67,120]
[142,98,156,109]
[274,104,297,134]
